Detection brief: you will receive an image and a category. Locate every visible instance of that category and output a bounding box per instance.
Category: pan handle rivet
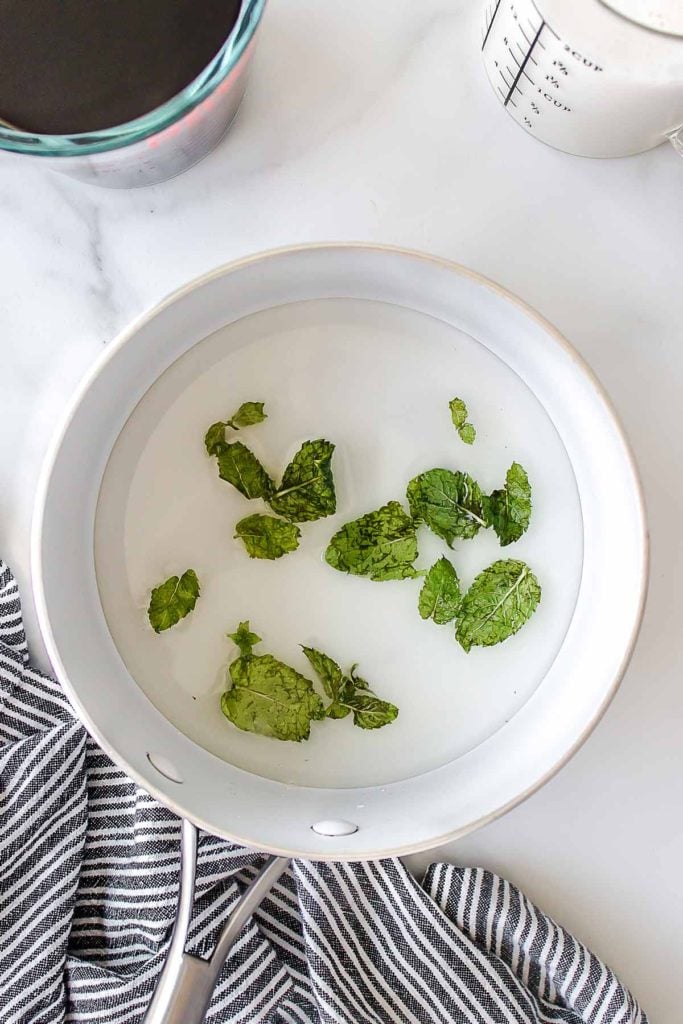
[311,819,358,837]
[147,752,184,783]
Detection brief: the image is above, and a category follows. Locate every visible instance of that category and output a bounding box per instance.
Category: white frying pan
[32,245,648,1022]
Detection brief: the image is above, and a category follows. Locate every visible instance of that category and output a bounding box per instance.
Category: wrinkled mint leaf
[205,422,227,456]
[418,556,462,625]
[325,501,419,581]
[407,469,485,546]
[449,397,468,428]
[456,559,541,652]
[216,442,273,500]
[347,665,370,691]
[222,626,325,742]
[227,401,267,430]
[301,646,344,701]
[235,514,300,560]
[148,569,200,633]
[449,397,476,445]
[269,439,336,523]
[483,462,532,547]
[326,681,398,729]
[340,690,398,729]
[304,649,398,729]
[222,656,325,742]
[325,688,353,720]
[458,422,476,445]
[227,620,262,658]
[205,402,266,454]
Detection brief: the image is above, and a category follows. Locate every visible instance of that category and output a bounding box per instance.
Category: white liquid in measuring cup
[481,0,683,157]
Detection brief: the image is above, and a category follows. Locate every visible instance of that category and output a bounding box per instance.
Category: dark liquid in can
[0,0,242,134]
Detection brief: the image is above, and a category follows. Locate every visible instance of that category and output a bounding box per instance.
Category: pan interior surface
[94,297,584,789]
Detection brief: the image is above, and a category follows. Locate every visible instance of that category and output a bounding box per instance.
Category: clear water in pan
[95,299,583,788]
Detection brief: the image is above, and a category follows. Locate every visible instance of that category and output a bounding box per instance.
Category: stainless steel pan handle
[143,820,290,1024]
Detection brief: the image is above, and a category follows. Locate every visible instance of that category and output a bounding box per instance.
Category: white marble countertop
[2,1,682,1019]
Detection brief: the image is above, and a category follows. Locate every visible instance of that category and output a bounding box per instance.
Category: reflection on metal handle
[143,820,290,1024]
[666,125,683,158]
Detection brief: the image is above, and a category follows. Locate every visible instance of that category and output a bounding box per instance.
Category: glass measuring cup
[481,0,683,158]
[0,0,266,188]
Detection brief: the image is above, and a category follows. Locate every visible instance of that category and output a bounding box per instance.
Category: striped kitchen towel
[0,560,646,1024]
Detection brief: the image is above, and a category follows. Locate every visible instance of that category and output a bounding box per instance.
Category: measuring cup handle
[666,125,683,158]
[142,819,290,1024]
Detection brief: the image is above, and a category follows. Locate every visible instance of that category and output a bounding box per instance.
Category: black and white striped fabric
[0,561,647,1024]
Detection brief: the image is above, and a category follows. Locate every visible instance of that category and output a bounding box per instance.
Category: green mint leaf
[227,401,267,430]
[206,403,266,453]
[328,681,398,730]
[348,665,371,691]
[458,423,476,445]
[301,646,344,700]
[205,422,227,456]
[216,441,273,500]
[456,558,541,652]
[407,469,485,546]
[449,397,468,429]
[325,500,419,581]
[222,649,325,742]
[269,439,336,523]
[482,462,532,547]
[449,397,476,445]
[235,514,301,560]
[325,693,353,720]
[308,656,397,729]
[418,556,462,625]
[227,620,262,658]
[148,569,200,633]
[343,691,399,730]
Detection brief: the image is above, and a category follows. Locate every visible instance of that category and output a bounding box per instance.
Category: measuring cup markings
[481,0,683,157]
[483,1,584,128]
[482,0,504,50]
